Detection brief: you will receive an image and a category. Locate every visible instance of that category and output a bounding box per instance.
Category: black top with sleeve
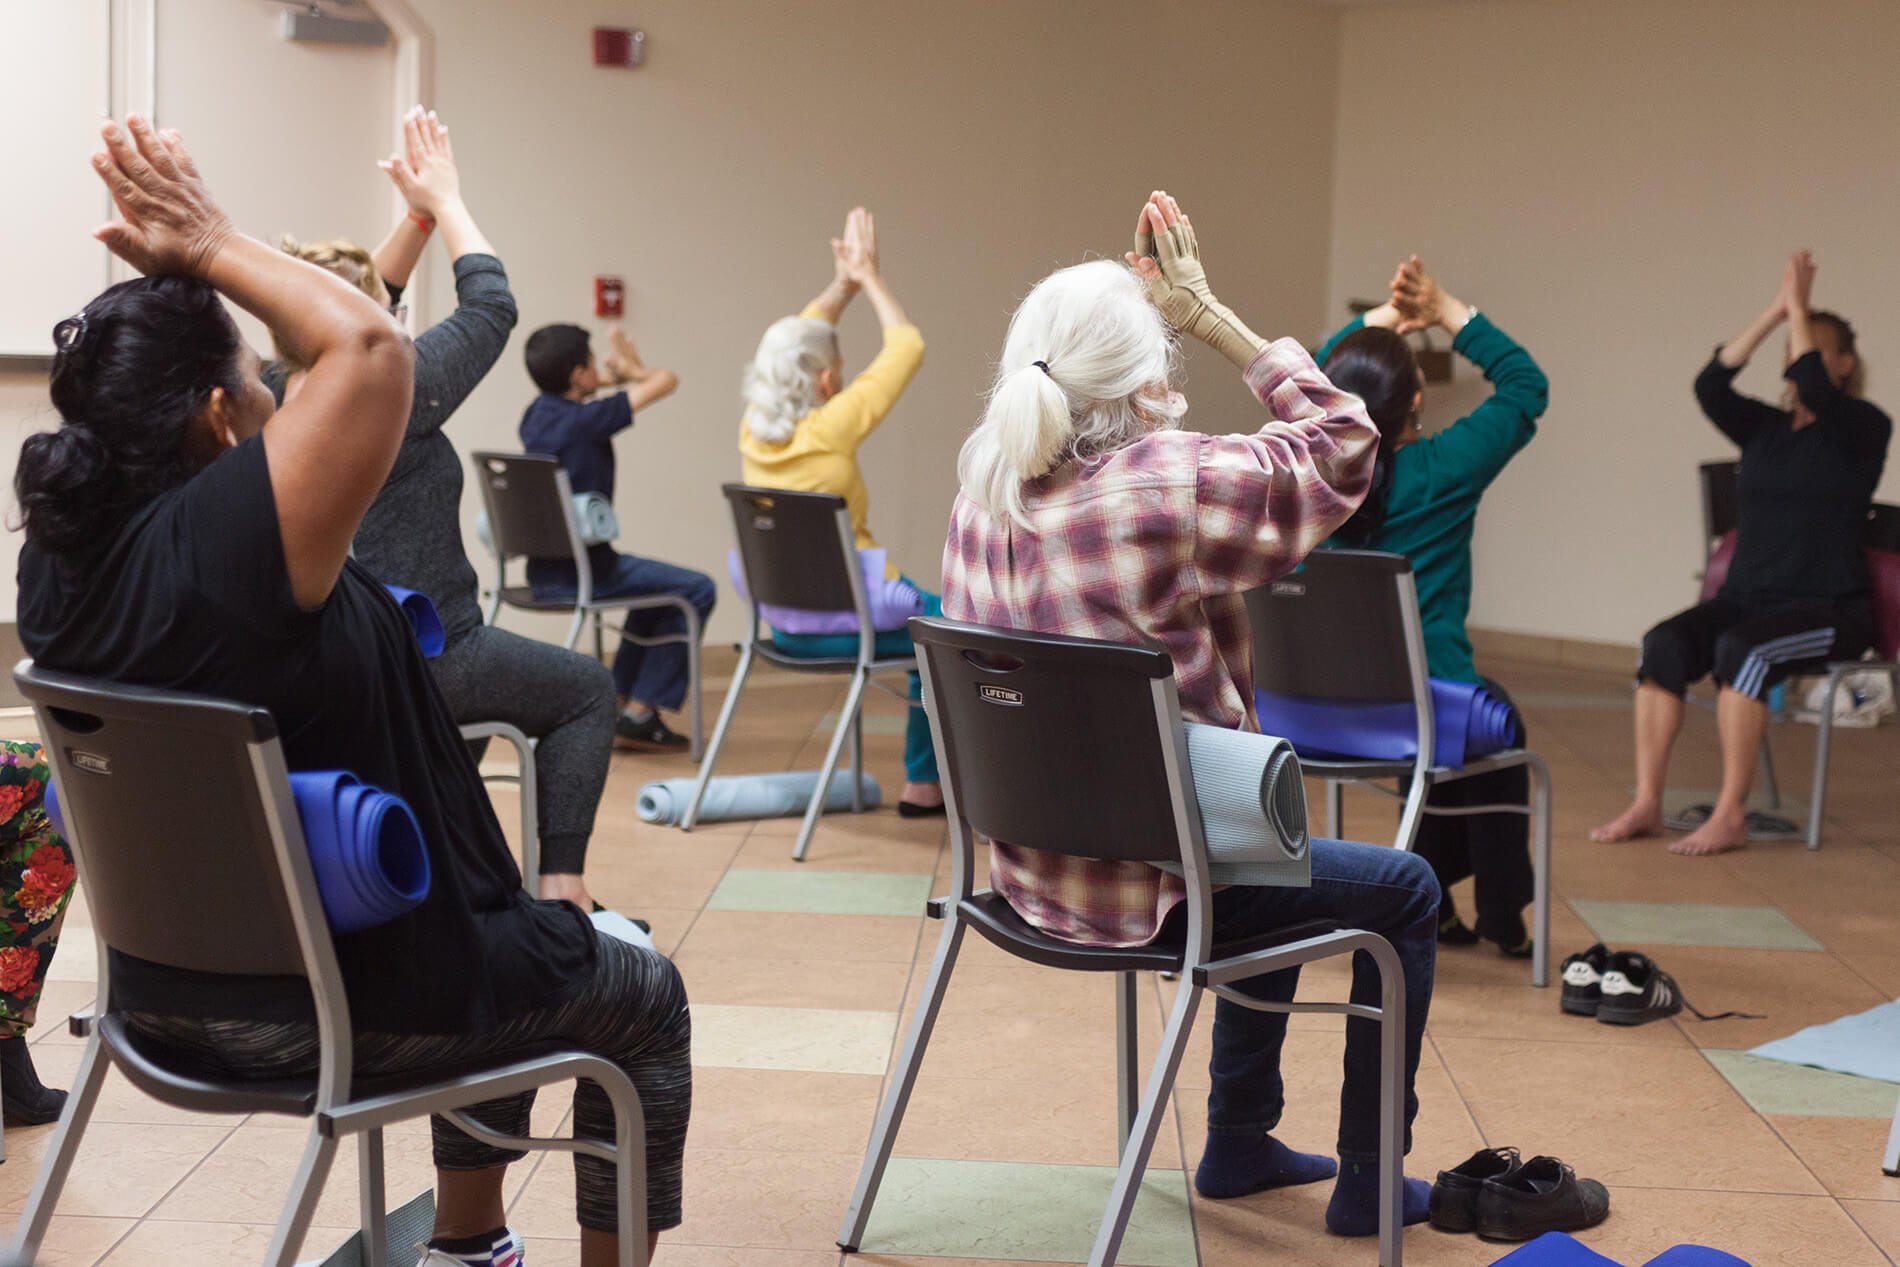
[1694,349,1891,608]
[16,437,596,1035]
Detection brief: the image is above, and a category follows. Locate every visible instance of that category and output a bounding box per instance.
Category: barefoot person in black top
[15,115,688,1266]
[1592,252,1891,856]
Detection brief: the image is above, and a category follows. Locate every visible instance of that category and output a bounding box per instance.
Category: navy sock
[1194,1131,1337,1199]
[1324,1159,1431,1236]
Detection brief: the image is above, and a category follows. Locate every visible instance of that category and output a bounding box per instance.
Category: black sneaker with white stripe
[1596,951,1679,1025]
[1560,943,1611,1016]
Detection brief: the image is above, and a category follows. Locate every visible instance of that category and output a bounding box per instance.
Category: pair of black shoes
[1561,944,1757,1026]
[1430,1146,1609,1241]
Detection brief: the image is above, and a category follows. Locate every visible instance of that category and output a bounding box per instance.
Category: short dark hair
[17,276,243,556]
[524,324,592,394]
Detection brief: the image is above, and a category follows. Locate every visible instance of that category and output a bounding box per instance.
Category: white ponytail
[958,260,1184,526]
[741,316,840,445]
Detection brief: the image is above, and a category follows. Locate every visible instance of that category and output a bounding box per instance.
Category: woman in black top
[1594,252,1891,856]
[16,116,687,1265]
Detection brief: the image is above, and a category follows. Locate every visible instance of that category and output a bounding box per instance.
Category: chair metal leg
[685,606,704,762]
[594,611,608,666]
[262,1128,341,1267]
[1757,734,1782,810]
[839,917,968,1250]
[594,1067,650,1265]
[1369,934,1409,1267]
[563,608,587,652]
[1884,1086,1900,1176]
[793,670,869,862]
[358,1127,388,1267]
[1392,773,1430,852]
[1805,665,1848,850]
[850,706,865,813]
[681,643,754,832]
[1087,976,1202,1267]
[1326,779,1343,838]
[1527,753,1553,988]
[5,1033,110,1263]
[1115,972,1140,1152]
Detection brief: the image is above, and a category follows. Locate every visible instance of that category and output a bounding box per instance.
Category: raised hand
[832,206,881,284]
[90,114,235,279]
[378,106,461,221]
[605,326,651,382]
[1784,250,1816,314]
[1391,255,1469,336]
[1122,190,1265,368]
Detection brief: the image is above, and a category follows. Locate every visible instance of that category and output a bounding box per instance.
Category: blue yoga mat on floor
[1255,679,1520,768]
[1489,1233,1750,1266]
[384,586,445,658]
[1749,999,1900,1084]
[636,771,882,826]
[47,771,428,934]
[288,771,431,934]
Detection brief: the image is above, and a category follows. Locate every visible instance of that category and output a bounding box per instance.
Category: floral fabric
[0,741,74,1037]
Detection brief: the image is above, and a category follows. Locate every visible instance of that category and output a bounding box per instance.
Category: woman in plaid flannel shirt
[941,192,1443,1237]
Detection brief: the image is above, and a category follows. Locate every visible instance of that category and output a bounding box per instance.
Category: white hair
[741,316,841,445]
[958,260,1184,526]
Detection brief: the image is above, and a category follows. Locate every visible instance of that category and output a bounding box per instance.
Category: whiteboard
[0,0,114,356]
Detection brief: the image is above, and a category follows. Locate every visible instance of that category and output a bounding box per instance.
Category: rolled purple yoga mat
[1254,679,1520,769]
[287,770,431,934]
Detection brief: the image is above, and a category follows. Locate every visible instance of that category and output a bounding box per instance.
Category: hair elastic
[1032,359,1052,376]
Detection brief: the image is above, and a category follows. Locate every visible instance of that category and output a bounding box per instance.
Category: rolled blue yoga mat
[384,585,445,658]
[1153,724,1310,887]
[288,770,431,934]
[1255,679,1520,769]
[636,770,881,826]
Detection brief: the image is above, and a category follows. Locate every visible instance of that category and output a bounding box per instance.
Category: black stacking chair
[470,451,703,759]
[836,618,1409,1267]
[681,484,916,861]
[7,662,648,1267]
[1246,550,1553,987]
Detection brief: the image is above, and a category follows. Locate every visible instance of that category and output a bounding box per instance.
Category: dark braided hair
[1322,326,1423,548]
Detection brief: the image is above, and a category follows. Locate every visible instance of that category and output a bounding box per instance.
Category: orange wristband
[408,211,435,233]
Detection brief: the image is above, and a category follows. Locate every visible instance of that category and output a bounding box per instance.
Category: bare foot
[1589,801,1663,842]
[900,781,944,810]
[538,872,594,907]
[1671,807,1748,856]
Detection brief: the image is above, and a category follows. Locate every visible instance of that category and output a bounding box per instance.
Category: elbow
[653,369,680,399]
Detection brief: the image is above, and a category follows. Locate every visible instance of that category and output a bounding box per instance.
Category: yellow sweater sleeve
[807,323,926,450]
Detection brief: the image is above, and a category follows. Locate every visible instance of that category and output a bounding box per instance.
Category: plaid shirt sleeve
[1190,337,1378,594]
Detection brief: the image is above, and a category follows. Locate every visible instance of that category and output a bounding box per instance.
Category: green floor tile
[1705,1049,1900,1117]
[1567,900,1823,951]
[858,1156,1197,1265]
[707,868,934,916]
[819,710,911,735]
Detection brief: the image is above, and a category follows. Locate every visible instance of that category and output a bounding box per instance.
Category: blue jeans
[529,553,715,711]
[767,586,941,785]
[1203,838,1439,1161]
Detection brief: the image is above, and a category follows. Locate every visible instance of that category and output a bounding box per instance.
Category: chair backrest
[471,452,583,562]
[908,617,1194,864]
[1245,550,1427,708]
[722,484,863,613]
[1699,460,1741,554]
[14,662,337,986]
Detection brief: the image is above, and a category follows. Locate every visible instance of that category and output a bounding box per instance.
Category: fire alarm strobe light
[592,27,647,68]
[595,276,625,319]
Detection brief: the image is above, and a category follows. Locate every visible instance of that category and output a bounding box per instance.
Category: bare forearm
[805,277,858,325]
[1786,301,1815,362]
[207,234,403,366]
[859,273,909,328]
[371,214,429,290]
[432,200,494,263]
[1719,304,1785,368]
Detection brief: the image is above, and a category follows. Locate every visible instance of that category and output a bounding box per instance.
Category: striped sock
[420,1227,522,1267]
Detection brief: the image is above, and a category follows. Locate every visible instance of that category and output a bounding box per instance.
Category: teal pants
[768,584,941,785]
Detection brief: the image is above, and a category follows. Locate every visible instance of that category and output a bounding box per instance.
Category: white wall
[1326,0,1900,647]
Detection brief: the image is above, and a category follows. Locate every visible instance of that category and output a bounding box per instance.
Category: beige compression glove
[1136,220,1267,370]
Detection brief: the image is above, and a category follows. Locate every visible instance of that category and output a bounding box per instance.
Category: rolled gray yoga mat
[637,770,883,826]
[1153,724,1311,888]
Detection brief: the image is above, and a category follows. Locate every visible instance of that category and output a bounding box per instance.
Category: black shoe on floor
[614,713,689,753]
[1437,914,1480,946]
[896,799,946,819]
[1595,951,1681,1026]
[0,1036,68,1127]
[1429,1146,1520,1233]
[1474,1155,1610,1242]
[1560,943,1612,1016]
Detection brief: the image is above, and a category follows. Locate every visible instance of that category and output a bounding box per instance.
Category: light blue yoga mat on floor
[1749,999,1900,1084]
[637,771,882,826]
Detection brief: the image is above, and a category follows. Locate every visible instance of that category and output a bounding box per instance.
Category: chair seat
[1299,746,1540,783]
[97,1013,570,1121]
[752,640,917,675]
[495,584,575,613]
[939,890,1338,975]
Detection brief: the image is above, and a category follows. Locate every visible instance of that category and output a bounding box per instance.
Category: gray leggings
[128,933,691,1234]
[430,624,616,875]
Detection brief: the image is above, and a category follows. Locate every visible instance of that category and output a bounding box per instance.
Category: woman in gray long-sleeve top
[275,107,619,912]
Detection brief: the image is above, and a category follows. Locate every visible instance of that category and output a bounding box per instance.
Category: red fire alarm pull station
[595,275,625,319]
[592,27,646,68]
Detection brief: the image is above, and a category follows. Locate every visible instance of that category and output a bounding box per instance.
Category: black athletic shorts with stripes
[1638,596,1876,701]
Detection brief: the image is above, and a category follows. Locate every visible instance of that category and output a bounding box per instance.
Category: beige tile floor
[1,654,1897,1265]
